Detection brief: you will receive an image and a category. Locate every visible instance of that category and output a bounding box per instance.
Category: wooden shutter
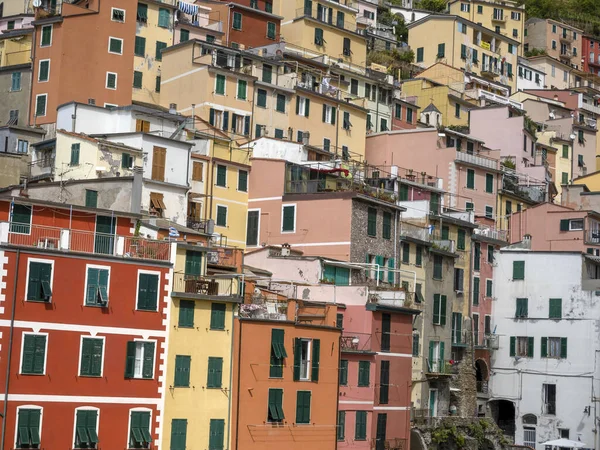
[311,339,320,381]
[387,258,395,284]
[560,338,567,358]
[293,338,302,381]
[355,411,366,440]
[80,338,93,376]
[246,211,259,246]
[473,277,480,305]
[510,337,516,356]
[549,298,562,319]
[209,419,224,449]
[174,355,191,387]
[467,169,475,188]
[178,300,195,328]
[170,419,187,450]
[296,391,311,424]
[358,361,369,386]
[433,294,440,324]
[282,205,295,231]
[185,250,202,276]
[339,360,348,385]
[207,357,223,388]
[379,361,389,404]
[337,411,345,440]
[27,262,44,301]
[30,335,46,374]
[21,335,36,373]
[238,170,248,191]
[541,337,548,358]
[152,146,166,181]
[125,341,136,377]
[457,229,465,250]
[560,219,569,231]
[513,261,525,280]
[210,303,226,329]
[70,143,80,165]
[440,295,447,325]
[142,342,155,379]
[527,337,534,358]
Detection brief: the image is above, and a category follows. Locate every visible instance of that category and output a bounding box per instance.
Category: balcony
[477,90,523,110]
[340,332,373,353]
[400,222,432,243]
[480,64,500,78]
[207,246,243,268]
[432,238,456,253]
[474,227,508,242]
[501,173,546,204]
[578,98,600,115]
[411,408,431,424]
[172,272,241,298]
[29,157,54,181]
[585,229,600,244]
[296,5,359,35]
[491,13,506,23]
[425,359,455,376]
[455,151,501,171]
[3,222,171,262]
[239,293,334,324]
[559,50,572,60]
[560,33,574,44]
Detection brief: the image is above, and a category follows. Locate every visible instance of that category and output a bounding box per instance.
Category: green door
[95,216,116,255]
[185,251,202,276]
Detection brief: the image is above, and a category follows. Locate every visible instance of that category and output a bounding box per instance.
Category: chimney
[131,167,143,215]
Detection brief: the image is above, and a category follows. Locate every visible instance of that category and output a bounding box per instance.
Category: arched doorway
[489,399,516,439]
[475,359,489,394]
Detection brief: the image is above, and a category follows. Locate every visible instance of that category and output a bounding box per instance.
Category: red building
[391,99,420,131]
[582,35,600,75]
[0,198,173,449]
[202,0,282,48]
[338,298,419,450]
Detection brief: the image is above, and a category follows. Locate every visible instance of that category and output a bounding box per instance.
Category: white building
[517,57,546,91]
[388,1,431,25]
[489,248,600,450]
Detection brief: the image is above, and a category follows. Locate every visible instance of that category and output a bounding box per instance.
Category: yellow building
[0,29,32,67]
[536,130,571,203]
[275,0,367,64]
[573,170,600,190]
[133,0,176,106]
[407,14,520,92]
[163,242,242,450]
[447,0,526,54]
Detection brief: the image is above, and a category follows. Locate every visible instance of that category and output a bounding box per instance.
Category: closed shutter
[433,294,440,324]
[293,338,302,381]
[180,29,190,42]
[152,146,166,181]
[244,116,250,135]
[246,211,259,246]
[185,250,202,276]
[402,243,410,264]
[85,189,98,208]
[509,336,516,356]
[355,411,367,440]
[549,298,562,319]
[296,391,311,424]
[486,174,494,192]
[270,328,286,377]
[17,409,41,447]
[467,169,475,188]
[158,8,170,27]
[238,170,248,191]
[80,338,103,376]
[174,355,191,387]
[22,334,46,374]
[35,94,46,116]
[124,341,136,377]
[237,79,247,99]
[216,75,226,95]
[210,303,226,329]
[379,361,389,404]
[178,300,195,328]
[367,207,377,236]
[339,359,348,385]
[155,41,167,61]
[527,337,534,358]
[39,60,49,81]
[133,71,143,88]
[473,277,480,305]
[170,419,188,450]
[282,205,295,231]
[416,246,422,266]
[138,273,158,311]
[233,12,242,29]
[209,419,225,450]
[560,337,567,358]
[142,342,155,379]
[440,295,447,325]
[135,36,146,56]
[70,143,80,165]
[207,356,223,388]
[358,361,370,386]
[11,204,31,234]
[438,43,445,57]
[387,258,395,284]
[337,411,346,441]
[559,219,570,231]
[311,339,320,381]
[314,27,323,45]
[457,229,466,250]
[513,261,525,280]
[541,336,548,357]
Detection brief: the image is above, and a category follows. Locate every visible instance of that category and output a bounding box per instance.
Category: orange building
[231,287,341,450]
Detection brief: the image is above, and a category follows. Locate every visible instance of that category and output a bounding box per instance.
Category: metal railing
[296,5,359,34]
[426,358,454,374]
[206,246,243,268]
[477,380,489,394]
[4,222,171,262]
[172,272,240,297]
[491,13,506,22]
[474,227,508,242]
[411,408,430,423]
[455,151,501,170]
[340,332,372,352]
[400,223,431,242]
[585,229,600,244]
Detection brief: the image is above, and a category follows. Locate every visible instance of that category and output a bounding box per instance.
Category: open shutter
[527,337,534,358]
[125,341,136,377]
[439,341,445,363]
[428,341,434,371]
[541,337,548,357]
[27,262,41,301]
[305,98,310,117]
[21,335,35,373]
[311,339,320,382]
[80,339,92,376]
[387,258,394,284]
[293,338,301,381]
[440,295,447,326]
[509,337,516,356]
[560,219,570,231]
[91,339,103,376]
[331,107,336,124]
[433,294,440,324]
[29,409,41,445]
[76,410,90,445]
[33,336,46,374]
[142,342,155,378]
[560,338,567,358]
[296,96,300,115]
[322,104,327,122]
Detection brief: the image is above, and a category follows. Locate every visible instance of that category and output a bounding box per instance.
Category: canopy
[540,438,586,448]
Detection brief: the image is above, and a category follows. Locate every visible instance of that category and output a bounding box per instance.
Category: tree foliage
[415,0,448,13]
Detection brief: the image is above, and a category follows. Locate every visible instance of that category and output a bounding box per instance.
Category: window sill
[209,327,226,331]
[20,372,45,376]
[78,374,103,378]
[136,308,159,312]
[206,386,223,389]
[173,385,190,388]
[26,298,50,303]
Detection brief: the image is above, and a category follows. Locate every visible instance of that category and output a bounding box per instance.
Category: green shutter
[415,283,423,303]
[268,388,284,421]
[267,22,276,39]
[416,47,423,62]
[339,360,348,385]
[311,339,320,382]
[467,169,475,188]
[17,409,41,447]
[527,337,534,358]
[314,27,323,45]
[21,334,46,374]
[541,337,548,357]
[216,75,225,95]
[355,411,367,440]
[473,277,480,306]
[474,243,481,271]
[402,243,410,264]
[509,336,516,356]
[549,298,562,319]
[358,361,370,386]
[209,419,225,450]
[437,42,445,57]
[207,356,223,388]
[516,298,528,318]
[428,341,434,370]
[382,212,391,239]
[296,391,311,424]
[560,337,567,358]
[39,60,49,81]
[80,338,103,376]
[276,94,286,112]
[185,250,202,276]
[282,205,295,231]
[174,355,191,387]
[387,258,395,284]
[457,229,466,250]
[130,411,151,447]
[486,280,493,297]
[461,43,467,59]
[513,261,525,280]
[41,25,52,45]
[137,273,158,310]
[237,79,247,100]
[293,338,302,381]
[486,174,494,193]
[441,226,449,240]
[440,341,445,362]
[70,143,80,165]
[257,89,267,107]
[433,294,440,324]
[158,8,170,27]
[142,342,155,379]
[210,303,226,329]
[133,71,143,88]
[124,341,136,377]
[238,170,248,191]
[233,11,242,29]
[270,328,286,378]
[170,419,188,450]
[180,28,190,42]
[216,165,227,186]
[367,207,377,236]
[560,219,570,231]
[440,295,447,326]
[135,36,146,56]
[85,190,98,208]
[35,94,46,117]
[416,246,423,266]
[337,411,346,441]
[178,300,195,328]
[11,204,32,234]
[216,205,227,226]
[155,41,167,61]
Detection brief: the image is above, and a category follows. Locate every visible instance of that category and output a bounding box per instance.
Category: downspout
[227,5,233,47]
[335,333,341,450]
[335,105,340,159]
[226,301,235,450]
[394,209,398,284]
[234,318,243,450]
[71,103,78,132]
[1,249,20,450]
[468,237,475,368]
[28,26,37,127]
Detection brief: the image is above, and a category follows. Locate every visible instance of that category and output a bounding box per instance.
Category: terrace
[171,272,242,299]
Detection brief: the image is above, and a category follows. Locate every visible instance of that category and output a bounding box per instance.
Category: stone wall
[411,417,510,450]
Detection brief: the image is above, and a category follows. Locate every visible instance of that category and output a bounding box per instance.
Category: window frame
[135,269,161,312]
[237,79,247,100]
[232,11,243,30]
[11,72,22,91]
[106,71,118,90]
[83,264,111,307]
[38,59,50,83]
[295,390,312,424]
[40,24,52,47]
[14,405,43,449]
[111,7,126,22]
[281,204,296,233]
[216,204,228,227]
[78,336,106,377]
[25,258,54,303]
[19,332,49,375]
[127,407,153,449]
[216,164,227,187]
[108,36,124,55]
[129,339,157,379]
[35,94,47,117]
[237,169,248,192]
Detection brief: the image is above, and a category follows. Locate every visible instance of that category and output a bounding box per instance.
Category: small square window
[108,37,123,55]
[106,72,117,90]
[112,8,125,22]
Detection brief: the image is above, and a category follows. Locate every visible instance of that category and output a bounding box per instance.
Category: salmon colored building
[0,198,173,449]
[231,287,341,450]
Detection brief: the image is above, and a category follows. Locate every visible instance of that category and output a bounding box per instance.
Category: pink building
[508,202,600,252]
[582,35,600,75]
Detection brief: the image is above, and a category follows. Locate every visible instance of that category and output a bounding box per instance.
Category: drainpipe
[394,209,398,284]
[1,249,20,450]
[71,103,78,132]
[468,237,475,369]
[28,26,37,127]
[226,302,235,450]
[234,318,243,450]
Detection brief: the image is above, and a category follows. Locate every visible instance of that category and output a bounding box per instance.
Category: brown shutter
[152,146,166,181]
[136,119,150,133]
[192,161,203,181]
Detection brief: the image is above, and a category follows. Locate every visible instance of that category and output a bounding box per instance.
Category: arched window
[522,414,537,425]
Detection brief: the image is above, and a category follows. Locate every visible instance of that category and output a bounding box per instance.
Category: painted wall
[0,65,32,126]
[525,19,582,70]
[0,32,32,67]
[582,35,600,75]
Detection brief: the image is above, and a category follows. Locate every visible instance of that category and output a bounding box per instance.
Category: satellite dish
[33,0,42,7]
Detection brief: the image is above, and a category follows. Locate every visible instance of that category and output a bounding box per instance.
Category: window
[416,246,423,267]
[214,164,227,188]
[432,294,447,325]
[343,37,351,56]
[158,7,170,27]
[465,168,475,189]
[455,103,461,118]
[16,408,41,448]
[257,89,267,108]
[232,11,242,29]
[74,409,99,448]
[155,41,167,61]
[177,300,195,329]
[276,94,286,112]
[395,103,402,119]
[108,37,123,54]
[485,206,493,219]
[125,341,155,379]
[85,266,108,306]
[337,411,346,441]
[11,72,21,91]
[343,111,352,130]
[513,261,525,280]
[296,96,310,116]
[323,265,350,286]
[40,25,52,46]
[79,337,104,377]
[382,212,391,239]
[236,169,248,192]
[38,59,50,82]
[511,11,521,20]
[322,105,335,124]
[472,277,479,305]
[314,27,324,45]
[190,161,203,182]
[296,391,311,424]
[110,7,125,22]
[215,74,225,95]
[270,328,287,378]
[106,72,117,89]
[293,338,320,381]
[510,336,533,357]
[561,172,568,185]
[275,129,284,139]
[486,279,493,297]
[402,242,410,264]
[433,255,443,280]
[485,173,494,193]
[133,71,143,88]
[207,356,223,388]
[267,388,284,422]
[542,384,556,414]
[412,333,420,356]
[457,229,466,250]
[83,190,98,210]
[358,361,370,386]
[137,272,159,311]
[542,337,567,359]
[137,3,148,22]
[208,419,224,450]
[460,2,470,12]
[559,429,570,439]
[515,297,528,318]
[27,261,52,302]
[170,419,187,450]
[237,79,247,100]
[267,22,276,39]
[560,218,583,231]
[339,359,348,385]
[416,47,424,62]
[180,28,190,42]
[437,43,445,58]
[355,411,367,440]
[379,361,389,404]
[210,303,226,330]
[282,204,295,232]
[407,108,413,123]
[380,118,388,132]
[21,333,47,374]
[35,94,47,117]
[216,205,227,227]
[549,298,562,319]
[128,411,152,448]
[367,207,376,236]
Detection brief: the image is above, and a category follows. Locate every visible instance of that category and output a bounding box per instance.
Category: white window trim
[126,407,153,449]
[215,74,227,96]
[19,331,49,375]
[104,103,118,108]
[215,164,227,189]
[484,314,492,335]
[215,204,228,228]
[485,278,493,298]
[132,339,158,379]
[324,105,333,124]
[135,269,161,312]
[236,79,247,101]
[232,11,243,30]
[14,405,43,449]
[17,139,29,154]
[237,169,248,193]
[82,264,111,307]
[35,93,48,117]
[111,7,126,22]
[485,205,493,219]
[38,59,50,83]
[298,97,307,117]
[247,208,261,247]
[569,219,584,231]
[11,203,33,235]
[106,72,118,90]
[281,203,297,234]
[77,336,106,377]
[299,338,312,381]
[108,36,124,55]
[40,24,52,47]
[25,257,54,302]
[72,406,100,449]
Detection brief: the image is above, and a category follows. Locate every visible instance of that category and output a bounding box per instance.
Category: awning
[540,438,586,449]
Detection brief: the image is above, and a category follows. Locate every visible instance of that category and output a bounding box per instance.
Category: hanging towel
[179,1,198,16]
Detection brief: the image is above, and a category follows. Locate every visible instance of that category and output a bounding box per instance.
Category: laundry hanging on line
[178,1,199,16]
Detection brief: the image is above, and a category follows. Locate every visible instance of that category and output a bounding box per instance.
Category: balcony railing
[560,50,572,59]
[455,151,501,171]
[560,33,574,43]
[411,408,431,424]
[426,358,454,375]
[585,229,600,244]
[400,223,432,242]
[4,222,171,262]
[477,380,489,394]
[172,272,241,297]
[432,239,455,253]
[340,333,373,353]
[296,6,359,34]
[474,227,508,242]
[207,246,243,268]
[491,13,506,22]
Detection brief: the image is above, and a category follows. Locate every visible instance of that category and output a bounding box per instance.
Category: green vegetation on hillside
[521,0,600,35]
